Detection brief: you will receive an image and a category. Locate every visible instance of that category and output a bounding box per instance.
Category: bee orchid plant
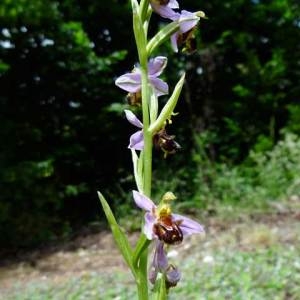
[98,0,206,299]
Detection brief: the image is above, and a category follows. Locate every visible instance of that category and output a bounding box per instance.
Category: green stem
[157,276,167,300]
[136,248,150,300]
[131,1,154,299]
[134,0,152,199]
[133,234,151,268]
[136,17,152,300]
[141,78,153,196]
[140,0,150,22]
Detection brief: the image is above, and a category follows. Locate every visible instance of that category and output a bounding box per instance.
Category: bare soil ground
[0,199,300,298]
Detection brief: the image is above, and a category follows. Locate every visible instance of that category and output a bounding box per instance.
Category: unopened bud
[165,264,181,288]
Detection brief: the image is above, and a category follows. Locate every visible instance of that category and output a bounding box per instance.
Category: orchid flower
[125,110,144,150]
[150,0,179,19]
[132,190,204,243]
[100,0,207,297]
[124,110,182,154]
[149,240,181,287]
[170,10,204,52]
[115,56,169,97]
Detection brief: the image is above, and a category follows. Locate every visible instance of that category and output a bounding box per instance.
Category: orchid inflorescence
[98,1,206,299]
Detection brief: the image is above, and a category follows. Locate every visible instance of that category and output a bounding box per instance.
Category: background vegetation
[0,0,300,249]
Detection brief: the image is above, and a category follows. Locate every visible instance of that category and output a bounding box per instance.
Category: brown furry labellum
[177,28,197,54]
[126,91,142,106]
[153,128,181,156]
[153,215,183,245]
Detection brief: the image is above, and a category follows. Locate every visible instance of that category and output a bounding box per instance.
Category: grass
[2,244,300,299]
[177,246,300,300]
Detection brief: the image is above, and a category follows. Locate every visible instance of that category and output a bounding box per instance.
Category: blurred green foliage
[0,0,132,248]
[0,0,300,248]
[188,132,300,209]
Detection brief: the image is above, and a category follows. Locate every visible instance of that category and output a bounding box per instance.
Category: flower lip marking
[153,127,181,157]
[154,202,183,245]
[176,27,198,54]
[153,215,183,245]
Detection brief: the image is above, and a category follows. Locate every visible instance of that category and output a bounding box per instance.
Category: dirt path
[0,232,138,295]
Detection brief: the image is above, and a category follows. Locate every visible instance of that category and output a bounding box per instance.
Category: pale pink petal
[149,268,158,285]
[133,190,156,212]
[148,56,168,77]
[149,77,169,96]
[149,240,167,284]
[151,3,179,20]
[124,110,143,128]
[179,10,199,33]
[129,130,144,150]
[168,0,179,9]
[172,213,204,236]
[153,241,168,270]
[115,72,141,93]
[144,212,156,239]
[170,32,179,52]
[169,11,181,22]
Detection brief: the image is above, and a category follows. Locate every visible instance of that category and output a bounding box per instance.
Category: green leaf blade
[133,233,151,267]
[98,191,136,276]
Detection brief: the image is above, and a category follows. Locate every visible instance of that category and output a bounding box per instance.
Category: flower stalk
[132,3,153,299]
[99,0,206,299]
[131,0,153,197]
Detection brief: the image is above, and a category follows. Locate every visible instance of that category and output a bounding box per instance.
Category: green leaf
[152,276,167,300]
[97,191,136,276]
[149,86,158,124]
[133,233,151,267]
[147,22,179,55]
[158,277,167,300]
[149,73,185,134]
[131,149,143,192]
[139,0,150,22]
